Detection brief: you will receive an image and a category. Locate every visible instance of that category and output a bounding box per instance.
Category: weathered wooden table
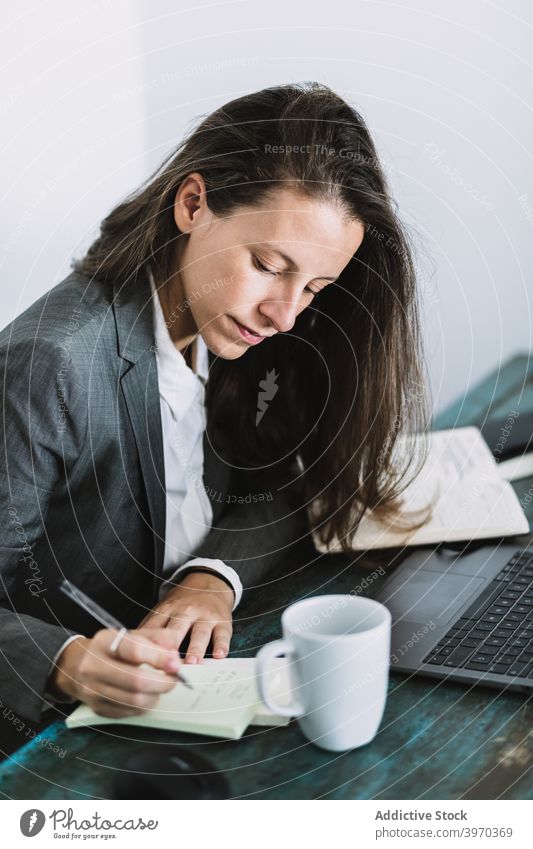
[1,354,532,799]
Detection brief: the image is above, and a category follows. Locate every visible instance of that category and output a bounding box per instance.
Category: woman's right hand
[47,628,184,718]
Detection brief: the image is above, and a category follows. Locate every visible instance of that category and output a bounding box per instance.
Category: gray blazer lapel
[112,271,166,587]
[112,271,232,589]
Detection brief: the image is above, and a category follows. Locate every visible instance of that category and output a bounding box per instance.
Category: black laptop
[375,540,533,692]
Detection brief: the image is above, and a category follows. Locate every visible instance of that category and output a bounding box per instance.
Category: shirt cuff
[42,633,86,707]
[159,559,243,611]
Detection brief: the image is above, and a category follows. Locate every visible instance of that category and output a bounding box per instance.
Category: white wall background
[0,0,146,318]
[1,0,532,415]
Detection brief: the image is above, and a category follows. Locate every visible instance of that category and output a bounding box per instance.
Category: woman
[0,82,430,725]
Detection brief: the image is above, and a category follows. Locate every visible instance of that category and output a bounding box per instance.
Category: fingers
[139,608,195,653]
[103,628,182,675]
[185,624,214,664]
[90,682,161,716]
[138,609,171,629]
[139,602,196,632]
[140,628,184,652]
[211,625,232,659]
[75,630,187,719]
[98,661,178,695]
[158,615,233,663]
[184,621,232,662]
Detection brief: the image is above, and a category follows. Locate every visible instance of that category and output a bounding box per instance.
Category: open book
[65,658,293,740]
[311,427,529,552]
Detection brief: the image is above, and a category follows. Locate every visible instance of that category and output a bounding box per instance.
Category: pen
[59,578,192,690]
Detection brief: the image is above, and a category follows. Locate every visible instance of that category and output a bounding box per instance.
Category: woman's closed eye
[252,255,322,297]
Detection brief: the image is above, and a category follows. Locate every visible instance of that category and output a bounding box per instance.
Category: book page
[312,427,529,552]
[228,657,292,727]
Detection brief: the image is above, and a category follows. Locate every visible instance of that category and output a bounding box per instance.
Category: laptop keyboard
[422,549,533,679]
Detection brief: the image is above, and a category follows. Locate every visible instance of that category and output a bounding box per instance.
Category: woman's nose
[258,293,301,334]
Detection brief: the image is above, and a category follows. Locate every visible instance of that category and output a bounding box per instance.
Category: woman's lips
[232,317,267,345]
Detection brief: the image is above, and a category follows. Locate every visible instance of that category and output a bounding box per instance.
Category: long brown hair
[72,81,433,553]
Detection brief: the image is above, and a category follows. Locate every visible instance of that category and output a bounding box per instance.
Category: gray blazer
[0,268,308,722]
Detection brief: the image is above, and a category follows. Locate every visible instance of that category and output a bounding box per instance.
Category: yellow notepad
[65,658,292,739]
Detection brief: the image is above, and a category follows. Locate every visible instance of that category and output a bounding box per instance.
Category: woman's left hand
[138,571,234,663]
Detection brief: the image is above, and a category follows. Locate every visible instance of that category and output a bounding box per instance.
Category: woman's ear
[173,172,208,233]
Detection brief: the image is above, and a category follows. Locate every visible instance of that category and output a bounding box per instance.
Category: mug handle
[256,639,305,717]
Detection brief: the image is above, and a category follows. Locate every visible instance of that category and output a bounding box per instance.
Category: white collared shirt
[148,270,242,608]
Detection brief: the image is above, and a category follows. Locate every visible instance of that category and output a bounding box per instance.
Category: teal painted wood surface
[1,354,532,800]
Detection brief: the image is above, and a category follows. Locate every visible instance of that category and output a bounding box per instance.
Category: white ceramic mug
[256,594,391,752]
